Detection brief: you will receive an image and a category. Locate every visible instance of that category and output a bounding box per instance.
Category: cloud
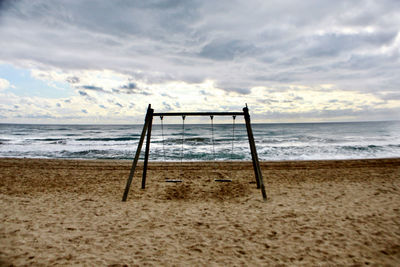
[199,39,256,61]
[81,85,104,91]
[224,87,251,95]
[162,101,172,111]
[0,0,399,123]
[0,78,12,91]
[120,82,136,90]
[305,31,398,58]
[66,76,80,84]
[112,82,151,95]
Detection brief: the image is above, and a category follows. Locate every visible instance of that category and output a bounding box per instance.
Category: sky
[0,0,399,124]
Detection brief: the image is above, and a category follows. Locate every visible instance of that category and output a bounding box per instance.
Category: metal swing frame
[122,104,267,201]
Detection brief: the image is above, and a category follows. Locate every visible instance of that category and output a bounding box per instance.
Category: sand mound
[162,179,251,201]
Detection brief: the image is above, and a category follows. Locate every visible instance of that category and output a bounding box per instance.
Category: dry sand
[0,158,400,266]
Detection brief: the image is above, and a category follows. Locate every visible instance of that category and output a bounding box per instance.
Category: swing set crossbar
[122,104,267,202]
[153,112,244,117]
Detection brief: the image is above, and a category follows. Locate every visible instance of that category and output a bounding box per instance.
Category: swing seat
[215,179,232,182]
[165,179,183,183]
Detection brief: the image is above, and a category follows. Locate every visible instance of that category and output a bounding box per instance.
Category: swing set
[122,104,267,201]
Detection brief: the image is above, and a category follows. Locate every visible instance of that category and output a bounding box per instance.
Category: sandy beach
[0,158,399,266]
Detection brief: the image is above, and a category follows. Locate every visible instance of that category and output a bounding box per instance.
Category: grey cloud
[226,87,251,95]
[16,114,55,119]
[81,85,104,91]
[115,102,123,108]
[335,53,397,71]
[0,0,399,118]
[161,92,172,98]
[66,76,80,84]
[81,109,88,114]
[258,98,279,105]
[120,82,136,90]
[163,101,172,111]
[99,104,106,109]
[305,31,397,58]
[78,90,97,103]
[112,82,152,95]
[199,39,256,61]
[199,90,210,96]
[254,107,400,122]
[380,92,400,101]
[0,0,15,15]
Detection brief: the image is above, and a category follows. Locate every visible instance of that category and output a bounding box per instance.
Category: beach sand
[0,158,399,266]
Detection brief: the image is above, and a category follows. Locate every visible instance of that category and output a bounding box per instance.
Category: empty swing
[164,115,185,183]
[210,115,233,183]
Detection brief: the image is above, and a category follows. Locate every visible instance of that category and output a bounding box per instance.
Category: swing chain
[181,115,186,164]
[231,115,236,160]
[160,116,166,161]
[210,115,215,160]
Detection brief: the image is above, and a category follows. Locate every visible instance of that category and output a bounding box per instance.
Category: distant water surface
[0,121,399,161]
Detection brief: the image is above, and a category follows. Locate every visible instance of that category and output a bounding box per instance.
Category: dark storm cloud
[0,0,14,14]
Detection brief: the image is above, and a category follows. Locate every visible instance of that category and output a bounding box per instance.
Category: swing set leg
[244,105,267,201]
[141,109,154,189]
[122,104,153,201]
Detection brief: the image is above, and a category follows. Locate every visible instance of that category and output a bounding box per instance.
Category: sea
[0,121,399,161]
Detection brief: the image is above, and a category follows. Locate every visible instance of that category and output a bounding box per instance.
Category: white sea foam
[0,121,399,160]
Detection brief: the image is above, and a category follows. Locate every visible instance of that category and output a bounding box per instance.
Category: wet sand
[1,158,400,266]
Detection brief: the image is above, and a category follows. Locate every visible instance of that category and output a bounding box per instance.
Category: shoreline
[1,157,399,265]
[1,156,399,162]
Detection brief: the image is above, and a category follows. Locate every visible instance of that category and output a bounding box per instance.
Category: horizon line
[0,119,399,126]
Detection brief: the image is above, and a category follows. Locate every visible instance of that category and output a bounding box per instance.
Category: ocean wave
[1,122,399,160]
[75,137,139,142]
